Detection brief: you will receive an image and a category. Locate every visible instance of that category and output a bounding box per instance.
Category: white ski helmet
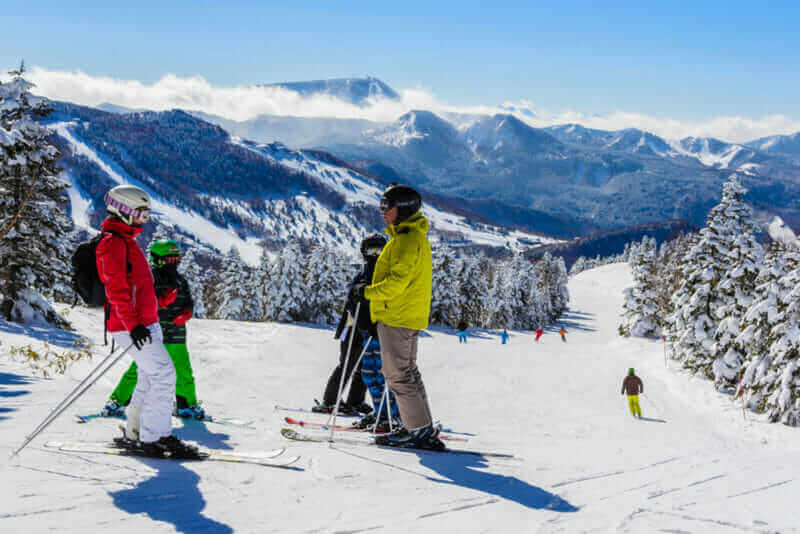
[104,185,151,226]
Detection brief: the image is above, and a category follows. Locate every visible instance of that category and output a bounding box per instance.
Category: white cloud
[6,66,800,143]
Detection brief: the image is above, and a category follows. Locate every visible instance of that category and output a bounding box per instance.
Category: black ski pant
[323,335,367,407]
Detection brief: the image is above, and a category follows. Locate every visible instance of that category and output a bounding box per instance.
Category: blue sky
[2,1,799,137]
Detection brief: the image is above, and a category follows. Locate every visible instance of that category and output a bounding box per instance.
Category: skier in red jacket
[96,185,197,458]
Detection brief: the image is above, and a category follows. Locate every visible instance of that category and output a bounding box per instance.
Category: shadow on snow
[110,458,233,534]
[174,419,233,450]
[0,371,37,421]
[416,451,578,512]
[0,319,85,348]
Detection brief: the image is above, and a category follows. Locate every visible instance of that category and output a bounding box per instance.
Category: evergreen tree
[487,259,514,328]
[457,254,488,327]
[0,64,71,327]
[267,242,307,322]
[711,177,764,387]
[430,241,460,327]
[305,244,350,325]
[739,242,799,413]
[620,236,660,337]
[215,246,249,320]
[179,247,207,319]
[666,179,739,378]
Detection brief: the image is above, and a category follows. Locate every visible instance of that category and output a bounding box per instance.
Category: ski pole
[330,301,360,442]
[22,342,121,442]
[325,335,371,428]
[11,342,135,457]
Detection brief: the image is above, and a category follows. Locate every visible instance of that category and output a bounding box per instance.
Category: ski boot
[374,423,445,451]
[102,400,125,417]
[311,400,334,414]
[176,404,206,420]
[140,435,202,459]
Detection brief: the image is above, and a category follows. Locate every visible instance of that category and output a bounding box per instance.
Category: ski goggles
[161,254,180,265]
[130,207,151,226]
[363,246,383,257]
[380,198,394,211]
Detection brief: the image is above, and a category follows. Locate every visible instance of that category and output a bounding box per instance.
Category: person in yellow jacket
[352,184,443,451]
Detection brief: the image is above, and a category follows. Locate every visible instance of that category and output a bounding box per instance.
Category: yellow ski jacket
[364,212,432,330]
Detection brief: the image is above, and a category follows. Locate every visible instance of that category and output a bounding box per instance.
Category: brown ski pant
[377,322,433,429]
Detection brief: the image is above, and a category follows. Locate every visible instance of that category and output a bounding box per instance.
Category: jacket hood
[385,212,429,238]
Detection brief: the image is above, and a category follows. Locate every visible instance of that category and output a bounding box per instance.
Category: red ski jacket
[95,217,158,333]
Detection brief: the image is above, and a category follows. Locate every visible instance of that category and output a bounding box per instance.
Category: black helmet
[380,183,421,222]
[360,233,387,259]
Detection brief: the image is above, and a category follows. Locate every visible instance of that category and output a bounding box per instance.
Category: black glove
[349,283,367,307]
[130,324,152,350]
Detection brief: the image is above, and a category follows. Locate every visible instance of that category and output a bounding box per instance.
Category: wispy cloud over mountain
[9,67,800,143]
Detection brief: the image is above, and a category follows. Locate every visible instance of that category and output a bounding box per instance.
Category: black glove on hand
[130,324,152,350]
[349,283,367,307]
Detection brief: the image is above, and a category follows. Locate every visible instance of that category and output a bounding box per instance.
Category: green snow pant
[110,343,198,409]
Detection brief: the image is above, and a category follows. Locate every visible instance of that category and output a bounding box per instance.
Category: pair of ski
[44,440,300,468]
[283,416,468,442]
[280,428,515,459]
[75,412,254,428]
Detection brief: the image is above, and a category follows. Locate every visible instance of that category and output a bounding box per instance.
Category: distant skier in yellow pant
[621,368,643,418]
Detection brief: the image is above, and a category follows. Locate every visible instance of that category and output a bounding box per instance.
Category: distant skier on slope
[312,234,387,417]
[621,368,644,419]
[103,240,205,421]
[96,185,197,458]
[501,329,509,345]
[535,327,544,342]
[560,327,567,342]
[457,320,468,343]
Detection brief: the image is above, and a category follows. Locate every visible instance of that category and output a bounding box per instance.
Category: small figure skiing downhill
[103,239,205,422]
[560,327,567,342]
[621,368,644,419]
[535,327,544,342]
[501,329,509,345]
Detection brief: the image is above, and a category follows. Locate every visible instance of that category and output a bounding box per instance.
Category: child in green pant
[103,240,203,419]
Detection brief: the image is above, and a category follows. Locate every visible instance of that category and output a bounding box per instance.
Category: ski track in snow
[2,263,800,532]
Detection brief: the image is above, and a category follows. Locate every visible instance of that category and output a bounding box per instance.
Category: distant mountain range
[86,76,800,245]
[47,102,559,265]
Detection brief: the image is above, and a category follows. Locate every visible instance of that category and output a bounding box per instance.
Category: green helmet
[628,368,635,374]
[150,239,181,267]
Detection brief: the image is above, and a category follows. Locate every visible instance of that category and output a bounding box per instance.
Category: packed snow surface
[2,264,799,532]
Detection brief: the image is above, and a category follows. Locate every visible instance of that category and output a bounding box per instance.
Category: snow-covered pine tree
[214,246,249,320]
[179,246,207,319]
[711,177,764,388]
[620,236,660,337]
[569,256,587,276]
[0,64,71,327]
[486,258,514,329]
[738,241,799,414]
[457,254,489,327]
[506,252,537,329]
[305,244,349,325]
[666,179,739,378]
[551,255,569,317]
[760,260,800,425]
[430,240,461,327]
[654,233,694,328]
[252,246,273,321]
[267,242,307,322]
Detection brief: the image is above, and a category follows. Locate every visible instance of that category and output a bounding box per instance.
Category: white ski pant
[111,323,175,443]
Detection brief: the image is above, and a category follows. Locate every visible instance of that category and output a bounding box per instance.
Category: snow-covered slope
[2,263,798,532]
